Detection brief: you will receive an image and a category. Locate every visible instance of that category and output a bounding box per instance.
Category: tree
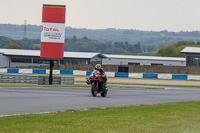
[175,45,185,57]
[141,44,147,53]
[72,35,77,42]
[156,41,199,57]
[82,36,88,41]
[156,47,165,56]
[134,42,142,53]
[4,44,23,49]
[123,51,132,55]
[156,45,176,57]
[16,38,34,49]
[0,36,14,48]
[147,45,156,53]
[114,41,123,48]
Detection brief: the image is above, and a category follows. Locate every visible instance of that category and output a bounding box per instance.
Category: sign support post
[40,4,66,85]
[49,60,54,85]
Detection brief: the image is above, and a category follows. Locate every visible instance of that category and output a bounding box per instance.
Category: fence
[0,74,74,85]
[38,76,61,85]
[0,74,38,84]
[61,77,75,85]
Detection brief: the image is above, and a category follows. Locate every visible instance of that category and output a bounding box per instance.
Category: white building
[181,47,200,66]
[0,49,105,67]
[103,54,186,66]
[0,49,186,67]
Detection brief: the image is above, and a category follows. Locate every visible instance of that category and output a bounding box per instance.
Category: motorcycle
[86,70,108,97]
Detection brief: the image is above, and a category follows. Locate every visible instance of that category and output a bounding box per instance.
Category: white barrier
[188,75,200,80]
[0,69,7,73]
[2,68,200,80]
[129,73,143,78]
[106,72,115,77]
[19,69,32,74]
[73,70,86,75]
[158,74,172,79]
[46,70,60,74]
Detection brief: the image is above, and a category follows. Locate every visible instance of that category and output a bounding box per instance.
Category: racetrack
[0,86,200,116]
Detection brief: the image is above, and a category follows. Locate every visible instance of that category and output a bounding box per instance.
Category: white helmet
[95,64,101,70]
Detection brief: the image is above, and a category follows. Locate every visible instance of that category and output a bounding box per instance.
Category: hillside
[1,24,200,48]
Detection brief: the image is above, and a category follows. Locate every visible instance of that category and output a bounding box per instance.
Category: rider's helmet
[95,64,101,70]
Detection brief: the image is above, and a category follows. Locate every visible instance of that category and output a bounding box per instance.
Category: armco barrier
[2,68,200,80]
[46,70,60,74]
[172,74,188,80]
[143,74,158,79]
[60,70,73,75]
[86,71,92,76]
[129,73,143,78]
[33,69,46,74]
[73,70,86,76]
[158,74,172,79]
[0,69,8,73]
[106,72,115,77]
[7,69,19,73]
[188,75,200,80]
[115,72,129,77]
[19,69,32,74]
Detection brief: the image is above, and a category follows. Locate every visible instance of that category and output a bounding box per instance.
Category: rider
[95,64,107,90]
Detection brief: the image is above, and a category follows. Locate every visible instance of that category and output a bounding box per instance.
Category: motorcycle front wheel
[101,89,107,97]
[91,83,98,97]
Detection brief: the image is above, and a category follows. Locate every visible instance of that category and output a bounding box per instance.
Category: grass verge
[76,81,200,88]
[107,82,200,88]
[0,101,200,133]
[0,83,163,89]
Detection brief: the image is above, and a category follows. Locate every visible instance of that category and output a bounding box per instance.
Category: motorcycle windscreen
[91,70,99,75]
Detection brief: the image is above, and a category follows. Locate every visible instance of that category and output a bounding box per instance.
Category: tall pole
[40,4,66,85]
[49,60,54,85]
[23,20,27,39]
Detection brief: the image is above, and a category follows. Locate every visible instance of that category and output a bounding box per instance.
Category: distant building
[181,47,200,66]
[102,54,185,66]
[0,49,186,68]
[0,49,105,67]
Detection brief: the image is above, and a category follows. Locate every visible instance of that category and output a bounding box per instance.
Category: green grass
[0,83,90,88]
[0,101,200,133]
[0,83,163,89]
[76,81,200,88]
[107,82,200,88]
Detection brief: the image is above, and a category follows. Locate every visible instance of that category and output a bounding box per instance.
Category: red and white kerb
[40,4,66,59]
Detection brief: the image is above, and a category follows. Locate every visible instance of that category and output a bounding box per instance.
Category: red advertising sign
[40,4,66,59]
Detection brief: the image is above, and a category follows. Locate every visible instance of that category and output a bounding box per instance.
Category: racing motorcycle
[86,70,108,97]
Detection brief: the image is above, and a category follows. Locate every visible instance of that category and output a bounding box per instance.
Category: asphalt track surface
[0,86,200,116]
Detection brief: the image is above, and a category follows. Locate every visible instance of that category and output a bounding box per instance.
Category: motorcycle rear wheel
[91,83,98,97]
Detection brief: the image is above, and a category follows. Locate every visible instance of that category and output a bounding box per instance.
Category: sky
[1,0,200,31]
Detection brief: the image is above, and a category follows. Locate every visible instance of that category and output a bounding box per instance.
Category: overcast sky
[1,0,200,31]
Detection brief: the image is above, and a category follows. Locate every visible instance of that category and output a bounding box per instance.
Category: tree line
[1,35,199,57]
[156,41,200,57]
[1,24,200,48]
[0,36,156,54]
[64,36,146,54]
